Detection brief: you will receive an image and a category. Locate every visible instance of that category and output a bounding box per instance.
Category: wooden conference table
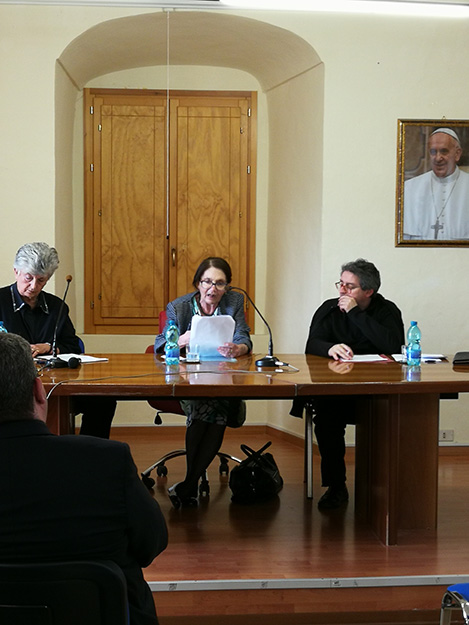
[41,352,469,546]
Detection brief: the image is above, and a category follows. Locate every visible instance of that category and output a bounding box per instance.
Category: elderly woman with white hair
[0,242,117,438]
[0,242,80,356]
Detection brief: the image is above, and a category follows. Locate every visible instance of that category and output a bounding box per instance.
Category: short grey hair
[341,258,381,293]
[14,242,59,278]
[0,334,37,422]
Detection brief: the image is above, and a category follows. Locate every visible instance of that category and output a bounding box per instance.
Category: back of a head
[341,258,381,293]
[13,242,59,278]
[0,334,37,423]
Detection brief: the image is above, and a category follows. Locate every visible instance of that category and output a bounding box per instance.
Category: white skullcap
[430,127,461,146]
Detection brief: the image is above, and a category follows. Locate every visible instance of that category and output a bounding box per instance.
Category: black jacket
[154,290,252,353]
[0,283,80,353]
[290,294,404,418]
[0,419,168,625]
[305,293,404,357]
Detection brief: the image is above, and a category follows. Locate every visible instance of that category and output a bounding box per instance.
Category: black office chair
[0,560,129,625]
[141,316,241,494]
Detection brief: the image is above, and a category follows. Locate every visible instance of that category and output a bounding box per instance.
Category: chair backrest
[146,311,185,416]
[0,560,129,625]
[159,309,167,334]
[145,342,185,415]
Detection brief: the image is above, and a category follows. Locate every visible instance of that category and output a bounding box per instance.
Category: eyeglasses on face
[335,281,360,292]
[199,279,228,290]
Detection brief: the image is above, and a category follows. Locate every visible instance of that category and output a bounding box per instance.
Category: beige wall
[1,5,468,440]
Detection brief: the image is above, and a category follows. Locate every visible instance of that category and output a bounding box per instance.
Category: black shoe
[168,483,198,509]
[168,485,182,509]
[317,485,349,510]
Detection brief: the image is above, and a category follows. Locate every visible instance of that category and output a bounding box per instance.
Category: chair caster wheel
[157,465,168,477]
[142,474,155,489]
[199,480,210,497]
[219,458,229,475]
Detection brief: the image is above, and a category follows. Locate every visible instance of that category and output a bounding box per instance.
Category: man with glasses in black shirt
[301,259,404,510]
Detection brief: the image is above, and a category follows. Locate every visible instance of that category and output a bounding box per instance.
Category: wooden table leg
[304,402,314,499]
[355,393,439,546]
[47,395,73,435]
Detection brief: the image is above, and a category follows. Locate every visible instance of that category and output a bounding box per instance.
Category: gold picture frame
[396,119,469,246]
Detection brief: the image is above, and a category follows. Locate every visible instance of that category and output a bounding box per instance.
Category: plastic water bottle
[0,322,7,333]
[406,321,421,366]
[165,364,180,384]
[164,319,180,366]
[406,365,421,382]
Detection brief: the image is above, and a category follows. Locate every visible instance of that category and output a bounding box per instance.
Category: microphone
[229,286,278,367]
[48,275,77,369]
[38,355,81,369]
[67,356,81,369]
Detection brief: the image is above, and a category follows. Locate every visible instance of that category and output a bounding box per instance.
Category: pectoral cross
[431,218,444,240]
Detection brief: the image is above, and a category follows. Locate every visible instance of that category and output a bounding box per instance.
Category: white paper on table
[392,353,446,363]
[341,354,389,362]
[189,315,235,361]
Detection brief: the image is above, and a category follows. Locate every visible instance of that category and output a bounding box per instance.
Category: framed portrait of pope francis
[396,119,469,246]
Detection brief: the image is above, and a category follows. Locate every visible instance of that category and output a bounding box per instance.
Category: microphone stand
[47,275,73,369]
[229,286,278,367]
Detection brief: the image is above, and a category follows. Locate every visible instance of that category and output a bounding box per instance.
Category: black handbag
[229,442,283,503]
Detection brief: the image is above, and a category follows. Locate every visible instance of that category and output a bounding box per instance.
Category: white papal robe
[403,167,469,240]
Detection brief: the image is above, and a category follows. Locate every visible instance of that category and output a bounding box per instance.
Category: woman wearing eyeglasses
[154,257,252,509]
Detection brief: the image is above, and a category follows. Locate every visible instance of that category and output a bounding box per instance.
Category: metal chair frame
[141,446,241,493]
[440,584,469,625]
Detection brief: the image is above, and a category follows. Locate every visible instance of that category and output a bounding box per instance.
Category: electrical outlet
[439,430,454,442]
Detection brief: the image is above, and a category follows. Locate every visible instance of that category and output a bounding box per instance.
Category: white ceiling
[1,0,468,5]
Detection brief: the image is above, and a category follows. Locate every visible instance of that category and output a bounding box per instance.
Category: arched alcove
[58,11,320,91]
[55,10,323,362]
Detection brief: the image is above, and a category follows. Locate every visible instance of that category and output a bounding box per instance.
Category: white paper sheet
[341,354,389,362]
[392,353,446,363]
[189,315,235,361]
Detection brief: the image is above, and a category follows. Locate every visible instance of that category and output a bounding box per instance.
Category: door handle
[171,248,176,267]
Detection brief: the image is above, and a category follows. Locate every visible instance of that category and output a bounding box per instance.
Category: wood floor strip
[148,573,469,591]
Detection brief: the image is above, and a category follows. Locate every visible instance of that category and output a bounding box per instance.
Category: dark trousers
[77,397,117,439]
[313,396,358,488]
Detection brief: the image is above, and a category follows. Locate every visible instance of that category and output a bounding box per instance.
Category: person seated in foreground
[154,256,252,509]
[0,241,116,438]
[296,258,404,510]
[0,333,168,625]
